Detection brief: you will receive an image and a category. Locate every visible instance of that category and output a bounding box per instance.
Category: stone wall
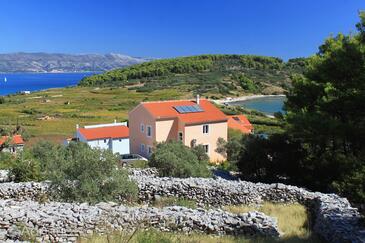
[0,170,11,183]
[0,169,364,242]
[0,200,279,242]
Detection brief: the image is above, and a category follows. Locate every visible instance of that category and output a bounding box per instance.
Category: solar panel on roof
[174,105,204,114]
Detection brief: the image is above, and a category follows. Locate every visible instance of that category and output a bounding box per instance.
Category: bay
[228,96,286,115]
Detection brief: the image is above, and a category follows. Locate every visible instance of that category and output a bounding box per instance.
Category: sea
[228,96,286,115]
[0,72,98,96]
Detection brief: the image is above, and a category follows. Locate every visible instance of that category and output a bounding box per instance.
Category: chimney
[196,94,200,105]
[76,124,79,129]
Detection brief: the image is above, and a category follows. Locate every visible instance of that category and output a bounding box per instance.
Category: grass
[78,202,323,243]
[126,160,149,169]
[223,202,319,241]
[79,228,322,243]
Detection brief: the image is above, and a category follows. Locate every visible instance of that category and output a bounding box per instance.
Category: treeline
[79,54,305,88]
[232,12,365,205]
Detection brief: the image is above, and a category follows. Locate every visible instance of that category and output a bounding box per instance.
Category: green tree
[216,129,246,170]
[10,152,42,182]
[0,152,15,169]
[282,12,365,202]
[149,141,211,178]
[48,142,138,203]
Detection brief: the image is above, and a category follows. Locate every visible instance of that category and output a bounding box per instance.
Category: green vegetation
[6,141,137,203]
[149,141,212,178]
[10,152,42,182]
[0,152,14,169]
[224,202,318,241]
[0,87,184,142]
[80,55,306,96]
[218,104,285,135]
[151,196,197,209]
[236,12,365,204]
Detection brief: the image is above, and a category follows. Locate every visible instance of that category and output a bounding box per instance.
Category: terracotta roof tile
[141,99,227,125]
[78,126,129,141]
[227,115,253,134]
[0,135,24,146]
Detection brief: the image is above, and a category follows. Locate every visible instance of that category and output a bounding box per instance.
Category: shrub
[0,152,15,169]
[0,97,5,104]
[149,141,211,178]
[10,153,42,182]
[49,142,138,203]
[30,141,64,178]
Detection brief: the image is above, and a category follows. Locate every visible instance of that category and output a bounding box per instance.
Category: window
[178,132,183,141]
[119,139,122,142]
[147,146,153,155]
[140,144,145,153]
[104,139,107,143]
[203,124,209,134]
[147,125,152,137]
[203,144,209,153]
[140,123,145,133]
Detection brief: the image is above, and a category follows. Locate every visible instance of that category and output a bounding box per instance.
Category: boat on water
[4,77,7,82]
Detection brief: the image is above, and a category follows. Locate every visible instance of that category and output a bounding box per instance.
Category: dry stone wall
[0,200,279,242]
[0,169,364,242]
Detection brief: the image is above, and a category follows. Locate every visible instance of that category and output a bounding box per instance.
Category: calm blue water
[229,96,286,115]
[0,72,97,96]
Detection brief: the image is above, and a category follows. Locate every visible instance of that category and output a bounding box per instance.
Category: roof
[227,115,253,134]
[78,125,129,141]
[0,135,25,146]
[139,99,228,125]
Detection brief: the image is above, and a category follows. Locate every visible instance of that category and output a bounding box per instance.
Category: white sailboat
[4,77,7,82]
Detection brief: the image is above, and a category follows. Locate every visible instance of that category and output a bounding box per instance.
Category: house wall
[111,138,130,155]
[86,139,110,150]
[184,121,227,163]
[2,145,23,154]
[129,105,155,158]
[155,119,177,142]
[76,128,129,154]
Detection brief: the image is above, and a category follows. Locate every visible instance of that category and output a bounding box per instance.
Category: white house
[67,121,130,155]
[0,135,25,154]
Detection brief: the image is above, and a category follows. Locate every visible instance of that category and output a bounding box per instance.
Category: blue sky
[1,0,364,59]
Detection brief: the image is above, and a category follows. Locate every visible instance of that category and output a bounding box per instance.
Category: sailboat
[4,77,7,82]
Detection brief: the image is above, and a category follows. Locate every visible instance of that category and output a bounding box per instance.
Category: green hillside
[79,55,306,97]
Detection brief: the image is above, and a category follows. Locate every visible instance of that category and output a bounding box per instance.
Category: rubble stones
[0,200,279,242]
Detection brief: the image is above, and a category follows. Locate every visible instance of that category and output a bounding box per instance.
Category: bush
[47,142,138,203]
[10,141,138,203]
[10,153,42,182]
[0,152,15,169]
[149,141,211,178]
[0,97,5,104]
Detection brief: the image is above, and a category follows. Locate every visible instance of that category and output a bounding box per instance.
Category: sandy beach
[213,94,286,105]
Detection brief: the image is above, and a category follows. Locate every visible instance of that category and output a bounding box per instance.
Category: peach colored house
[129,96,228,162]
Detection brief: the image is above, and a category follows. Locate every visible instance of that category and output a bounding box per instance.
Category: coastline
[213,94,286,105]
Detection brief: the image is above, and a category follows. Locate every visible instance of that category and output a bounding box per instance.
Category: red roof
[227,115,253,134]
[140,99,228,125]
[0,135,24,146]
[78,125,129,141]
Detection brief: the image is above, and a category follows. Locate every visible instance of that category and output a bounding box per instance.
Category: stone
[0,168,363,243]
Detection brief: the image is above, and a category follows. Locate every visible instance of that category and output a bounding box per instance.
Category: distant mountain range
[0,52,152,73]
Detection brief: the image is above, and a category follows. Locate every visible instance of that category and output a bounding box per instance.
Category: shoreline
[213,94,286,105]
